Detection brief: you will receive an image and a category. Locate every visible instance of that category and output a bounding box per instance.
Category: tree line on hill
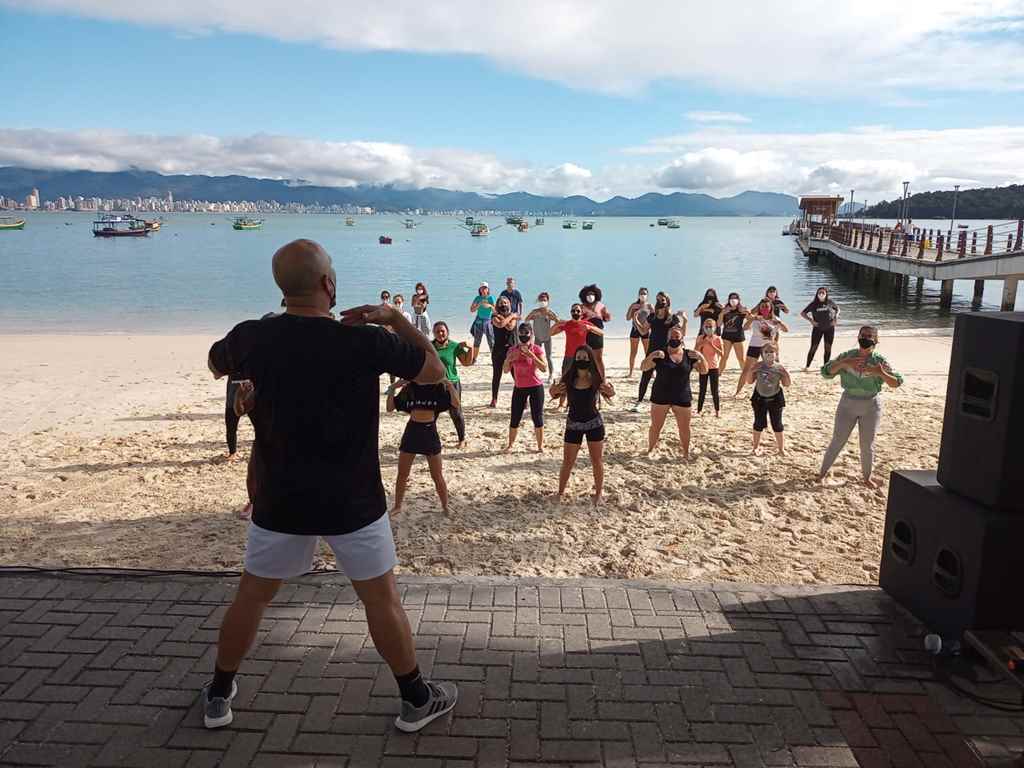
[864,185,1024,220]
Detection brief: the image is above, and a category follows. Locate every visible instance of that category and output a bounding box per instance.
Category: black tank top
[395,382,451,416]
[493,322,513,355]
[651,351,694,401]
[566,383,600,423]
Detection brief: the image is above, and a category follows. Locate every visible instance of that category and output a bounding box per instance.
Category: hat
[479,281,489,288]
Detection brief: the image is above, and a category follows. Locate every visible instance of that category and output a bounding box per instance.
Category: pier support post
[1002,278,1019,311]
[940,280,954,309]
[916,277,924,295]
[972,280,985,309]
[873,268,882,287]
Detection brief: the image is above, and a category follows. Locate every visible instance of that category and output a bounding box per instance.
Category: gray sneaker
[202,679,238,729]
[394,681,458,733]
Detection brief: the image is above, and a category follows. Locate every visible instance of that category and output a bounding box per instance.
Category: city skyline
[1,1,1022,201]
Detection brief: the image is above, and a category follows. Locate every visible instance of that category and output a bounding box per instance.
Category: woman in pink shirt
[694,317,725,417]
[502,323,548,452]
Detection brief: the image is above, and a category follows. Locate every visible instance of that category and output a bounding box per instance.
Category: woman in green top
[469,282,496,364]
[432,321,472,448]
[818,325,904,488]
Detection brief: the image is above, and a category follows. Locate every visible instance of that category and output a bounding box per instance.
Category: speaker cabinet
[879,470,1024,637]
[937,311,1024,513]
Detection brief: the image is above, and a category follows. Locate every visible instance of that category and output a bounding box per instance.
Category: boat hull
[93,229,149,237]
[0,220,26,230]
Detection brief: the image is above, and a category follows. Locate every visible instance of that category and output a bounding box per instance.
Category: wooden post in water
[971,231,977,254]
[984,225,993,255]
[1016,219,1023,251]
[972,279,985,309]
[940,280,954,308]
[1002,278,1019,311]
[916,277,925,294]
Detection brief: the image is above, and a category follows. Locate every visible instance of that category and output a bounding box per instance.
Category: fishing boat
[403,218,416,229]
[582,220,594,230]
[535,218,545,226]
[379,235,393,245]
[657,218,670,226]
[517,221,529,232]
[666,220,680,229]
[465,215,475,225]
[562,219,577,230]
[781,220,799,236]
[505,215,524,226]
[92,215,149,237]
[0,216,26,231]
[470,222,489,237]
[345,217,355,226]
[143,218,163,232]
[232,217,264,230]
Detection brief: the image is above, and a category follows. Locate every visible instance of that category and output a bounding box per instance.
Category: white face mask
[586,294,596,303]
[703,326,714,335]
[763,354,776,365]
[539,300,548,308]
[817,293,827,301]
[729,298,739,307]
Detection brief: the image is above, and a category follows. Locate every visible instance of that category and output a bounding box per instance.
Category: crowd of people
[203,239,905,737]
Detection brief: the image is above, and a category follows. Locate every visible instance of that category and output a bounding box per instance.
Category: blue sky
[2,2,1023,200]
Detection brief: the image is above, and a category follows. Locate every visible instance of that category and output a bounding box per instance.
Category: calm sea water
[0,212,1016,335]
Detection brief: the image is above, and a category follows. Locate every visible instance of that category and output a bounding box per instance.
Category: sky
[1,0,1023,202]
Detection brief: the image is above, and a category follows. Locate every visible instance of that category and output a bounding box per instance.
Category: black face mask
[575,360,591,370]
[668,338,682,348]
[518,334,531,343]
[571,312,581,320]
[498,306,509,315]
[858,337,876,349]
[655,301,666,309]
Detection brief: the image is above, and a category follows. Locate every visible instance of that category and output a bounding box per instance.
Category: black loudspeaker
[937,311,1024,513]
[879,470,1024,637]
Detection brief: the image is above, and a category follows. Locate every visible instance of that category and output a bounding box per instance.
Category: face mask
[668,338,682,348]
[858,337,876,349]
[498,306,509,315]
[762,354,776,365]
[729,298,739,307]
[817,293,827,301]
[539,300,548,307]
[639,293,648,301]
[703,326,714,335]
[655,300,666,309]
[395,303,403,311]
[571,311,582,319]
[585,294,596,304]
[760,307,772,317]
[576,359,591,370]
[518,335,531,343]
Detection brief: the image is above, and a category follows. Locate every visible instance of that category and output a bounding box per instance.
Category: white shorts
[243,513,397,581]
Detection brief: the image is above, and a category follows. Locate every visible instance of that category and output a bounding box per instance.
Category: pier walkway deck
[1,572,1023,767]
[798,220,1024,310]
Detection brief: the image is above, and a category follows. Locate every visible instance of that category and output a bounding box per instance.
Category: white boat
[582,220,594,230]
[666,220,680,229]
[562,219,577,229]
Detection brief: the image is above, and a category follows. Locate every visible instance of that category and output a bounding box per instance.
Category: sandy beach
[0,331,952,585]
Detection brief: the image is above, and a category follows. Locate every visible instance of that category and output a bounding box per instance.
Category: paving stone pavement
[0,572,1022,767]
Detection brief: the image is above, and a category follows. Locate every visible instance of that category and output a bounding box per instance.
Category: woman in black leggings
[503,323,547,452]
[801,287,840,369]
[489,297,518,407]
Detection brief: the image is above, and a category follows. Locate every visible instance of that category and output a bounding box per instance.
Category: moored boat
[562,219,577,229]
[582,220,594,230]
[144,218,162,232]
[465,216,475,225]
[657,218,670,226]
[379,235,393,245]
[92,215,149,237]
[232,217,264,230]
[534,217,544,226]
[0,216,26,231]
[505,215,524,226]
[517,221,529,232]
[345,217,355,226]
[666,219,680,229]
[470,222,489,237]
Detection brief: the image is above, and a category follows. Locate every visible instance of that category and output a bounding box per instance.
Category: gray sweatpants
[819,393,881,479]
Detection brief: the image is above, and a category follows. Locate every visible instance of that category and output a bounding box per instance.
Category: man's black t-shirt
[208,314,425,536]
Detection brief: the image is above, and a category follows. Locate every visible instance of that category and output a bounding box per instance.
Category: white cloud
[685,111,751,124]
[640,125,1024,200]
[6,0,1024,95]
[0,128,610,198]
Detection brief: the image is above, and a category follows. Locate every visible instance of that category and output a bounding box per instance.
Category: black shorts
[565,424,606,444]
[399,421,442,456]
[630,326,650,340]
[722,331,744,344]
[751,390,786,432]
[746,345,764,359]
[587,332,604,350]
[650,393,692,408]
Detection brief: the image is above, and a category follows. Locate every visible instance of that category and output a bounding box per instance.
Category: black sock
[209,666,236,700]
[395,666,430,707]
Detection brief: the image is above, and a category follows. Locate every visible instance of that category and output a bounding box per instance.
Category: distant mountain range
[864,185,1024,220]
[0,167,800,217]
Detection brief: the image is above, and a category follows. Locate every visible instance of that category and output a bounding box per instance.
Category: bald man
[205,239,456,734]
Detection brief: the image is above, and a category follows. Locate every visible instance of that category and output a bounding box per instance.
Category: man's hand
[233,380,256,417]
[339,303,401,327]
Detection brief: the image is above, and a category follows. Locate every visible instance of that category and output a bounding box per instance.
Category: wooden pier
[795,197,1024,311]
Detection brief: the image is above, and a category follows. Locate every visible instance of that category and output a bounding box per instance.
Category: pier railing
[804,219,1024,263]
